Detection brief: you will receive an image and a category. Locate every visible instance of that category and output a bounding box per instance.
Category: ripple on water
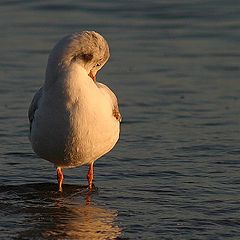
[0,183,125,239]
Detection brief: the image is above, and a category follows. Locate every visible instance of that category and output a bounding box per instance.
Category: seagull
[28,31,121,191]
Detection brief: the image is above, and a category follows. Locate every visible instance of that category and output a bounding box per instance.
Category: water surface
[0,1,240,239]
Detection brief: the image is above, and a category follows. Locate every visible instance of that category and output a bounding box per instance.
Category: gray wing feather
[28,87,43,132]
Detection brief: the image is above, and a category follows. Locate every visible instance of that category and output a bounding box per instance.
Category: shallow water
[0,0,240,239]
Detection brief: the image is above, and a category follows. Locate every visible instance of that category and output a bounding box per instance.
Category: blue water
[0,1,240,239]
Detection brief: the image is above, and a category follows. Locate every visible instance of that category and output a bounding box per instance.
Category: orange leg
[57,167,64,192]
[87,162,94,190]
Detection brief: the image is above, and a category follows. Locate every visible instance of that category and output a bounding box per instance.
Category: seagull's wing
[28,87,43,132]
[97,83,122,122]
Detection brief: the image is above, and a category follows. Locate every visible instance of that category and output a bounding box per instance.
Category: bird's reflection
[44,203,121,239]
[47,185,121,239]
[0,183,122,239]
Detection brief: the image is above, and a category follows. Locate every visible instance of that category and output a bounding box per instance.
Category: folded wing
[96,83,122,122]
[28,87,43,132]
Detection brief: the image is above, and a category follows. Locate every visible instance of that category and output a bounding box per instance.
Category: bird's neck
[44,62,95,106]
[45,60,89,88]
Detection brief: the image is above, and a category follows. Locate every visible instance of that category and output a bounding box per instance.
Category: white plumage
[28,31,121,190]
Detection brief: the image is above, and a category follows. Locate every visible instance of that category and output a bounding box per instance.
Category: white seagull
[28,31,121,191]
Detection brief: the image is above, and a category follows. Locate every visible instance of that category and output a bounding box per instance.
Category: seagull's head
[46,31,110,83]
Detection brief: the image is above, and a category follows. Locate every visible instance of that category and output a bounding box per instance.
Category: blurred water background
[0,0,240,239]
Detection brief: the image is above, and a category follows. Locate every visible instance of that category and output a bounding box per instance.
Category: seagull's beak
[88,70,96,82]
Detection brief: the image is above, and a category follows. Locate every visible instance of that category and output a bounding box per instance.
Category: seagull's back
[29,31,120,169]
